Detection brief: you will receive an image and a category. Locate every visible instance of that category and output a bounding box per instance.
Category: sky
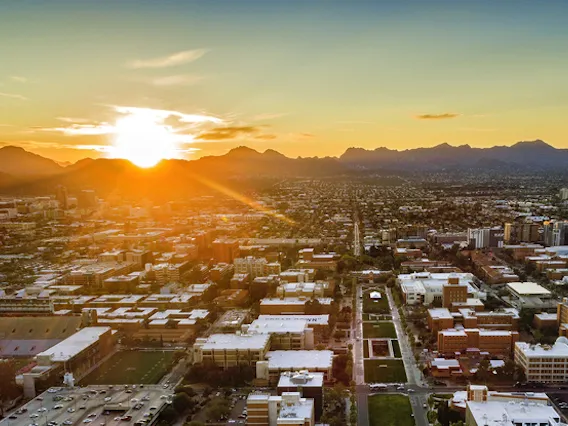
[1,0,568,163]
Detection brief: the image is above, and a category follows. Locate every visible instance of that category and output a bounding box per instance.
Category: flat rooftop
[507,282,551,296]
[247,319,308,334]
[37,327,110,362]
[266,350,333,369]
[467,400,561,425]
[199,333,270,350]
[257,314,329,325]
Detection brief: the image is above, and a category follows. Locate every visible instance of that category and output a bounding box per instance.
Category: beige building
[247,392,315,426]
[192,333,271,368]
[515,337,568,383]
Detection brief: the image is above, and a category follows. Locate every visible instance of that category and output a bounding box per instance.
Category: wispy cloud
[112,105,222,124]
[56,117,92,124]
[252,113,288,121]
[415,113,460,120]
[196,126,261,141]
[0,92,27,101]
[10,76,27,83]
[147,74,205,87]
[254,134,277,140]
[127,48,208,69]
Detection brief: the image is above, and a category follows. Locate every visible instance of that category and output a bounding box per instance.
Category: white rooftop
[278,371,324,388]
[266,350,333,369]
[247,319,308,334]
[507,282,551,296]
[516,337,568,358]
[200,333,270,351]
[257,315,329,325]
[36,327,110,362]
[467,400,561,425]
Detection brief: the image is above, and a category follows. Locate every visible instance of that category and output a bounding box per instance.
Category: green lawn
[368,394,414,426]
[363,340,369,358]
[80,351,174,385]
[364,359,407,383]
[392,340,401,358]
[363,322,397,338]
[363,290,390,313]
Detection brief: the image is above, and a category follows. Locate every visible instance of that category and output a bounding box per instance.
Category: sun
[110,113,178,168]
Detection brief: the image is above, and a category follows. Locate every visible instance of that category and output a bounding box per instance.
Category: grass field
[363,340,369,358]
[363,291,390,313]
[392,340,401,358]
[368,394,414,426]
[81,351,174,385]
[364,359,407,383]
[363,322,397,338]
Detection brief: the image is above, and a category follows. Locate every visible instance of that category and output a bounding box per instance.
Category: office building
[213,239,240,263]
[192,333,271,368]
[55,185,68,210]
[467,227,504,249]
[438,328,519,355]
[278,372,323,421]
[515,337,568,383]
[398,272,482,306]
[234,256,269,278]
[464,385,561,426]
[247,392,315,426]
[244,318,315,350]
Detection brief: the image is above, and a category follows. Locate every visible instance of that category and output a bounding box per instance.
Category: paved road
[353,218,361,256]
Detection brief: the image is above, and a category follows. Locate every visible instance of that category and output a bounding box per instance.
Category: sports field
[81,351,174,385]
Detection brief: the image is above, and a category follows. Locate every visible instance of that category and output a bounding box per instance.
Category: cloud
[127,48,208,69]
[56,117,92,124]
[111,105,222,124]
[252,113,288,121]
[297,132,315,138]
[254,134,277,140]
[0,92,27,101]
[10,76,27,83]
[38,123,115,136]
[147,74,205,87]
[415,113,460,120]
[195,126,261,141]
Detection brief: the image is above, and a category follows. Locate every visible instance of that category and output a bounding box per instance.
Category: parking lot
[0,385,174,426]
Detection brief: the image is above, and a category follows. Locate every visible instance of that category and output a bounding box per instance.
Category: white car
[67,408,76,413]
[104,397,111,402]
[83,419,93,424]
[37,408,48,413]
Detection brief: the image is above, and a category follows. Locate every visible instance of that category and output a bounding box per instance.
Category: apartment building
[515,337,568,383]
[213,239,240,263]
[558,298,568,336]
[259,297,334,315]
[295,248,338,271]
[192,333,271,368]
[438,328,519,355]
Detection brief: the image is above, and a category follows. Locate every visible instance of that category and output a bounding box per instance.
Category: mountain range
[0,140,566,197]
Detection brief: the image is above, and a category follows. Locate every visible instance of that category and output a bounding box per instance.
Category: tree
[185,422,205,426]
[205,399,231,421]
[159,406,178,423]
[0,359,20,416]
[173,392,194,414]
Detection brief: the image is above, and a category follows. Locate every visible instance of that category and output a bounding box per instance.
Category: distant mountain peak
[226,146,261,157]
[512,139,553,149]
[263,149,286,158]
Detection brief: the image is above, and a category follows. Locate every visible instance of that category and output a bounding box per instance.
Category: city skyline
[2,0,568,164]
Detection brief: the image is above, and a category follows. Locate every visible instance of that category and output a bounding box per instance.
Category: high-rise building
[560,187,568,200]
[55,185,68,210]
[213,239,240,263]
[543,221,568,246]
[467,227,504,249]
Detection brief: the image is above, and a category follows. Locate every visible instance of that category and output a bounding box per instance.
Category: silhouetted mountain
[0,140,566,197]
[339,140,568,170]
[0,146,63,176]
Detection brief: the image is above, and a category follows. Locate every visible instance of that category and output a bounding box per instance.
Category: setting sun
[110,112,179,168]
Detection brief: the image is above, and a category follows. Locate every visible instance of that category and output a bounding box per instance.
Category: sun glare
[111,113,178,168]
